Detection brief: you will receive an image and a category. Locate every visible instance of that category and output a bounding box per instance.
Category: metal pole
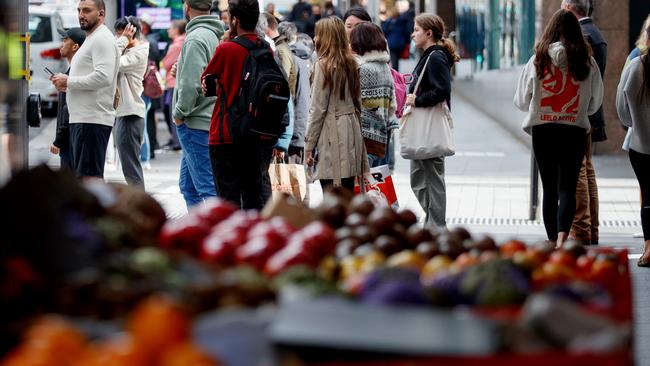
[529,149,539,221]
[518,0,535,65]
[487,0,500,70]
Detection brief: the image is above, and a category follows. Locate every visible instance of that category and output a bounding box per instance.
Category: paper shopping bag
[269,163,308,202]
[354,165,399,209]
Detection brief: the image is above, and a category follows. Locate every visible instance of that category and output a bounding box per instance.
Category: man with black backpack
[202,0,290,209]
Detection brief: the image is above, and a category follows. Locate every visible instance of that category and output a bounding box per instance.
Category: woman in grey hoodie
[616,26,650,267]
[514,9,603,248]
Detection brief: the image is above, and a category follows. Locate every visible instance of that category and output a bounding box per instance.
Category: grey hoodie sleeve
[514,57,535,112]
[616,60,634,128]
[587,58,604,116]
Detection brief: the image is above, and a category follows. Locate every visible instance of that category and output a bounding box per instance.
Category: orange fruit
[129,296,190,361]
[161,342,221,366]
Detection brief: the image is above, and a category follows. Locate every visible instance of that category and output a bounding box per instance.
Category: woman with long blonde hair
[305,17,368,192]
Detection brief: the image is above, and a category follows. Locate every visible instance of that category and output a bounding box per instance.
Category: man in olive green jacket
[172,0,224,208]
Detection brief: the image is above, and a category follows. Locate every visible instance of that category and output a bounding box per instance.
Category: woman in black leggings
[514,10,603,247]
[616,25,650,267]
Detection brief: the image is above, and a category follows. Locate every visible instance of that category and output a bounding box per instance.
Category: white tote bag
[399,54,455,160]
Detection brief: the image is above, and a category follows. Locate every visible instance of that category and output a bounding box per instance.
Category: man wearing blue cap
[50,27,86,170]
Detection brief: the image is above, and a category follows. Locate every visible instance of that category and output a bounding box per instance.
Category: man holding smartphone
[49,27,86,170]
[50,0,119,180]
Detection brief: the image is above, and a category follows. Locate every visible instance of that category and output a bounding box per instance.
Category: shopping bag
[269,162,308,202]
[354,165,398,209]
[399,102,455,159]
[398,53,455,160]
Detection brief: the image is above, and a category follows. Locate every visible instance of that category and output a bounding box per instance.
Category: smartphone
[43,67,54,76]
[203,74,218,97]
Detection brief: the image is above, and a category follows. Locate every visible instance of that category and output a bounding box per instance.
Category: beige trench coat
[305,60,369,186]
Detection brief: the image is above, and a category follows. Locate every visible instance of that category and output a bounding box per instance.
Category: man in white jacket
[113,17,149,188]
[51,0,119,179]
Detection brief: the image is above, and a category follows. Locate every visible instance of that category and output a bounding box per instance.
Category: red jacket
[203,34,263,145]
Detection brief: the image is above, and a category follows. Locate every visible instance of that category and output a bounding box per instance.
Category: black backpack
[228,37,290,146]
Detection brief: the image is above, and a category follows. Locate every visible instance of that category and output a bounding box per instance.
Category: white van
[29,5,67,113]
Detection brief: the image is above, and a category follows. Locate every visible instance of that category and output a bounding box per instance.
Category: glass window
[28,15,52,43]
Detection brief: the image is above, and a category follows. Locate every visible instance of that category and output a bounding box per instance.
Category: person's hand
[123,23,137,42]
[170,62,177,78]
[174,118,184,126]
[201,77,208,96]
[405,94,416,107]
[272,148,285,161]
[50,145,60,155]
[305,150,314,167]
[51,73,68,92]
[221,29,231,44]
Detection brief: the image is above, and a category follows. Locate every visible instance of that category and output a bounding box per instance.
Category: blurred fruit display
[0,167,633,365]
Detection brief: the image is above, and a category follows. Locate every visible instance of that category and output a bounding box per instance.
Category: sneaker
[142,162,152,170]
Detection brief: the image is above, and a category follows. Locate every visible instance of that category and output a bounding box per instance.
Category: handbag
[354,165,398,209]
[399,54,455,160]
[269,158,308,202]
[143,61,164,99]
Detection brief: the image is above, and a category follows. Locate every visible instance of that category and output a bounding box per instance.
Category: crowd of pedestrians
[47,0,650,266]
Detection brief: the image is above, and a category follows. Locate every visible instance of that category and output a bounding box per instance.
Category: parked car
[29,5,67,113]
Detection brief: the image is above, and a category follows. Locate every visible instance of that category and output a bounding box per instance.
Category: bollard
[529,150,539,221]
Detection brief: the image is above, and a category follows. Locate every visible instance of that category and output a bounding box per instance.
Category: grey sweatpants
[114,115,145,188]
[410,157,446,229]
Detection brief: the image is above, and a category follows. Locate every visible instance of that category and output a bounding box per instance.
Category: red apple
[201,233,235,265]
[264,243,318,277]
[236,235,286,270]
[247,218,295,246]
[295,221,337,258]
[191,198,238,226]
[159,215,212,254]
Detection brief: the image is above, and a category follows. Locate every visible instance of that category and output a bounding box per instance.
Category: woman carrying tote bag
[403,13,459,229]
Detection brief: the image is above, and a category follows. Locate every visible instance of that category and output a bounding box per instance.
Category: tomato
[499,240,527,257]
[549,250,576,267]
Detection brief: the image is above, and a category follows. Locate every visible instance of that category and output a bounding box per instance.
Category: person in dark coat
[382,8,410,71]
[562,0,607,245]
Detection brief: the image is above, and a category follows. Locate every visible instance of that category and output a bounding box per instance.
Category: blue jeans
[176,123,217,208]
[140,96,151,162]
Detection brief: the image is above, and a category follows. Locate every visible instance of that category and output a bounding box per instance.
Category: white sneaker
[142,162,152,170]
